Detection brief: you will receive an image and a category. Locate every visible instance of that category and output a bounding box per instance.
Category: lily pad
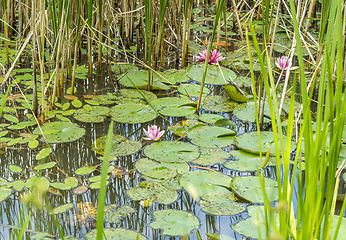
[179,170,232,199]
[110,103,157,124]
[119,70,171,90]
[115,88,157,104]
[188,126,236,148]
[36,148,52,160]
[149,209,200,236]
[200,191,245,215]
[162,69,190,84]
[127,182,178,204]
[91,94,117,105]
[111,63,138,74]
[73,106,110,123]
[33,122,85,143]
[144,141,200,163]
[191,148,229,166]
[75,166,96,175]
[65,177,79,188]
[104,204,135,224]
[224,150,277,171]
[151,97,196,117]
[230,176,278,203]
[92,135,141,157]
[223,85,248,103]
[143,176,182,191]
[11,180,25,192]
[168,119,205,136]
[201,95,238,112]
[50,182,72,190]
[198,113,225,124]
[9,165,22,173]
[135,158,190,180]
[0,187,12,202]
[178,84,211,97]
[234,131,296,156]
[231,205,279,239]
[85,228,146,240]
[186,63,237,85]
[51,203,73,214]
[34,162,57,170]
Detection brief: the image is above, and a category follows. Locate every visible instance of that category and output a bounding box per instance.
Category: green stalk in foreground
[96,121,114,239]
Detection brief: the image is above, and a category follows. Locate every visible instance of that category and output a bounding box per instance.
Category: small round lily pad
[149,209,200,236]
[168,119,205,136]
[144,141,200,163]
[230,176,278,203]
[150,97,197,117]
[198,113,225,124]
[73,106,110,123]
[92,135,142,157]
[109,104,157,124]
[200,191,245,215]
[104,205,135,224]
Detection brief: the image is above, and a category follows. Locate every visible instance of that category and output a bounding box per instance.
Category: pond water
[0,58,287,240]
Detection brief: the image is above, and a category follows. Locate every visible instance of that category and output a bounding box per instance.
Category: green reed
[248,0,346,238]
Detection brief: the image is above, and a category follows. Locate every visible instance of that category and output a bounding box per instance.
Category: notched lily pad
[92,135,142,157]
[188,126,236,148]
[33,122,85,143]
[179,170,232,199]
[127,182,178,205]
[110,103,157,123]
[151,97,196,117]
[201,95,238,112]
[73,106,110,123]
[149,209,200,236]
[230,176,278,203]
[178,84,210,97]
[186,63,237,85]
[224,150,276,171]
[144,141,200,163]
[119,70,171,90]
[200,191,245,215]
[168,119,205,136]
[135,158,190,180]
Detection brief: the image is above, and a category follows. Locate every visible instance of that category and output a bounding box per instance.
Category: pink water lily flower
[276,56,292,70]
[197,49,225,64]
[143,125,165,141]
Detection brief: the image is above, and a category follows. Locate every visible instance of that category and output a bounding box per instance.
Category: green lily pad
[127,182,178,204]
[119,70,171,90]
[25,176,50,191]
[168,119,205,136]
[198,114,225,124]
[143,176,182,191]
[149,209,200,236]
[191,148,229,166]
[9,165,22,173]
[75,166,96,175]
[51,203,73,214]
[50,182,72,190]
[72,99,83,108]
[224,150,277,171]
[0,187,12,202]
[151,97,196,117]
[213,119,237,129]
[91,94,117,105]
[201,95,238,112]
[232,76,253,88]
[162,69,190,84]
[186,63,237,85]
[111,63,138,74]
[11,180,25,192]
[85,228,146,240]
[92,135,141,157]
[144,141,200,163]
[3,114,19,123]
[104,204,135,224]
[234,131,296,156]
[110,103,157,124]
[200,191,245,215]
[179,170,232,198]
[135,158,190,180]
[65,177,79,188]
[178,84,211,97]
[33,122,85,143]
[36,147,52,160]
[205,233,236,240]
[231,205,279,239]
[230,176,278,203]
[73,106,110,123]
[0,178,8,187]
[34,162,57,170]
[7,121,37,130]
[28,140,39,149]
[223,85,248,103]
[188,126,236,148]
[115,88,157,104]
